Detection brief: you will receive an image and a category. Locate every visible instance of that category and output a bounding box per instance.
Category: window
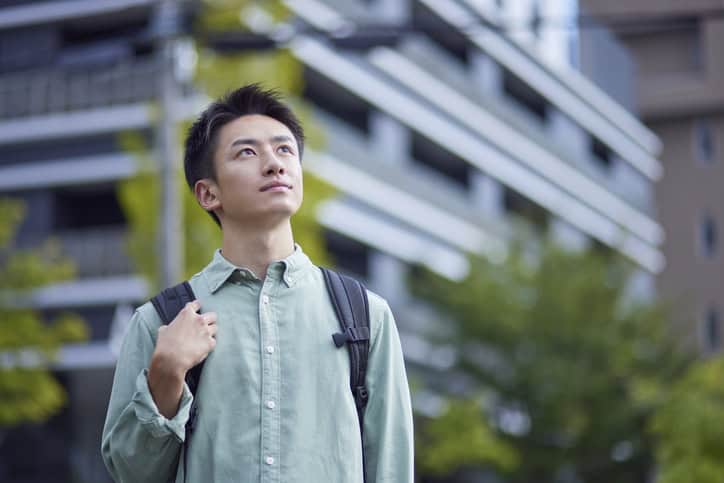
[699,213,718,258]
[302,67,371,134]
[704,307,721,353]
[412,2,469,65]
[503,186,549,231]
[410,132,471,189]
[694,120,716,164]
[502,69,548,121]
[53,184,125,230]
[324,230,370,279]
[591,137,613,171]
[0,26,58,73]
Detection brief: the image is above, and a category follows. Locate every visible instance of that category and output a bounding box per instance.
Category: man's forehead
[220,114,294,145]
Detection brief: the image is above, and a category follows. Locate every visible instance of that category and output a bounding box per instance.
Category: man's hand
[148,300,217,418]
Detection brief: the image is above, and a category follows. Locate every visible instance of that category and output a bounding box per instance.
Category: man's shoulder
[133,300,163,332]
[362,288,396,348]
[137,271,207,325]
[365,288,391,319]
[316,268,391,316]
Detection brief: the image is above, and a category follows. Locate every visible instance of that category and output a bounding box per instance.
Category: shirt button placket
[259,283,280,483]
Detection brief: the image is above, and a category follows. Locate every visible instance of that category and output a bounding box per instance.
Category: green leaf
[416,399,519,476]
[0,198,88,427]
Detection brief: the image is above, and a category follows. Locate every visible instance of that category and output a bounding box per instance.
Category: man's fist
[148,300,217,418]
[154,300,218,374]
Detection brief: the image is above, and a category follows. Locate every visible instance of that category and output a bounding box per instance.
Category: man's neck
[220,219,295,280]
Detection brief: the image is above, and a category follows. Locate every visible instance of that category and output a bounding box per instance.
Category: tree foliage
[416,399,519,478]
[410,242,691,482]
[0,199,87,427]
[651,355,724,483]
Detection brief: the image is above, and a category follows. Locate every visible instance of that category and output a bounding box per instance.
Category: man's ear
[194,178,221,213]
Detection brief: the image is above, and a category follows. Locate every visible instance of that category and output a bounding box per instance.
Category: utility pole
[154,0,183,288]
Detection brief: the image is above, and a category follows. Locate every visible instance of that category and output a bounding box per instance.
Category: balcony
[394,36,657,218]
[0,58,160,120]
[56,226,134,278]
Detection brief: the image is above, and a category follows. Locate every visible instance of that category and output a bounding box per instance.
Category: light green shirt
[101,245,414,483]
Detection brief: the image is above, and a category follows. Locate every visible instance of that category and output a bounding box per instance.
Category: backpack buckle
[354,385,369,410]
[332,326,370,348]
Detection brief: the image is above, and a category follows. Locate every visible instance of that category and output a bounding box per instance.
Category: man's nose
[263,153,285,175]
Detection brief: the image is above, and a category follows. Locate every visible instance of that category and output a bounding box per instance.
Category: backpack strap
[320,267,370,483]
[149,281,203,483]
[150,281,205,400]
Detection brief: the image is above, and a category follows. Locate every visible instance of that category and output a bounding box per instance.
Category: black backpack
[150,267,371,482]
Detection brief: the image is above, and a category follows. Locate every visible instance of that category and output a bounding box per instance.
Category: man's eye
[238,148,255,157]
[278,145,293,154]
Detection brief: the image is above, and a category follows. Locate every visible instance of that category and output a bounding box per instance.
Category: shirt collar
[203,243,313,293]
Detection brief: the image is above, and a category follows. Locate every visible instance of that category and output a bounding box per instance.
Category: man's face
[206,114,303,227]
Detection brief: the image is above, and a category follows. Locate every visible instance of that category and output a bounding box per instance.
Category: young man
[101,85,414,483]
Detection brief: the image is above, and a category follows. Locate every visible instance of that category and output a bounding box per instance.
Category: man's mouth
[260,182,292,192]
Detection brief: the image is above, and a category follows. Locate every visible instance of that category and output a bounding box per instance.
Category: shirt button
[265,456,274,465]
[266,400,276,409]
[266,345,275,354]
[262,295,269,304]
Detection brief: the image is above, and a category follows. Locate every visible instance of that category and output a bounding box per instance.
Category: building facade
[582,0,724,354]
[0,0,663,481]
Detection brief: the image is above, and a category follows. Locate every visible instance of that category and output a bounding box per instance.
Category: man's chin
[237,207,300,226]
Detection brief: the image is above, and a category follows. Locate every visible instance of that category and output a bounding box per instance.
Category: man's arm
[101,301,217,483]
[362,294,415,483]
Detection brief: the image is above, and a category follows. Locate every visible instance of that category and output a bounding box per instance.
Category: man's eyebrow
[229,135,295,149]
[271,135,294,144]
[229,138,260,149]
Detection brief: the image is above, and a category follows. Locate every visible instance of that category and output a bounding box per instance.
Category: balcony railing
[57,226,134,278]
[0,58,160,119]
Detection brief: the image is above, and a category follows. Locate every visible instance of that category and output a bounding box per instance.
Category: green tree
[118,0,334,288]
[416,399,519,478]
[0,199,87,427]
[410,241,690,483]
[651,355,724,483]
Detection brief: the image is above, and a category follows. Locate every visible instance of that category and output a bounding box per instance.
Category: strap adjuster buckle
[332,326,370,348]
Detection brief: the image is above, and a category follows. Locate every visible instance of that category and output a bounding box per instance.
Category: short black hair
[183,84,305,226]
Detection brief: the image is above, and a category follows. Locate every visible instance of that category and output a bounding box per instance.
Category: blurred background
[0,0,722,482]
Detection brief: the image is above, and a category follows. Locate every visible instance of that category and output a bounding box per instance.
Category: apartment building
[0,0,663,481]
[0,1,180,481]
[582,0,724,354]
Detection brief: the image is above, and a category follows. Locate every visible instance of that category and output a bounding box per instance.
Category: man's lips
[260,182,292,192]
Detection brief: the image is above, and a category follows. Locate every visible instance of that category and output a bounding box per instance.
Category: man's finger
[202,312,217,324]
[185,300,201,312]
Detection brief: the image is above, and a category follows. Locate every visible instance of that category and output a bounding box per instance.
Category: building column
[369,112,410,165]
[369,251,409,306]
[609,155,653,216]
[547,109,588,162]
[470,171,506,220]
[470,51,503,97]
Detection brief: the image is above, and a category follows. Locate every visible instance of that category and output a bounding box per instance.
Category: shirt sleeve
[101,306,193,483]
[363,295,415,483]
